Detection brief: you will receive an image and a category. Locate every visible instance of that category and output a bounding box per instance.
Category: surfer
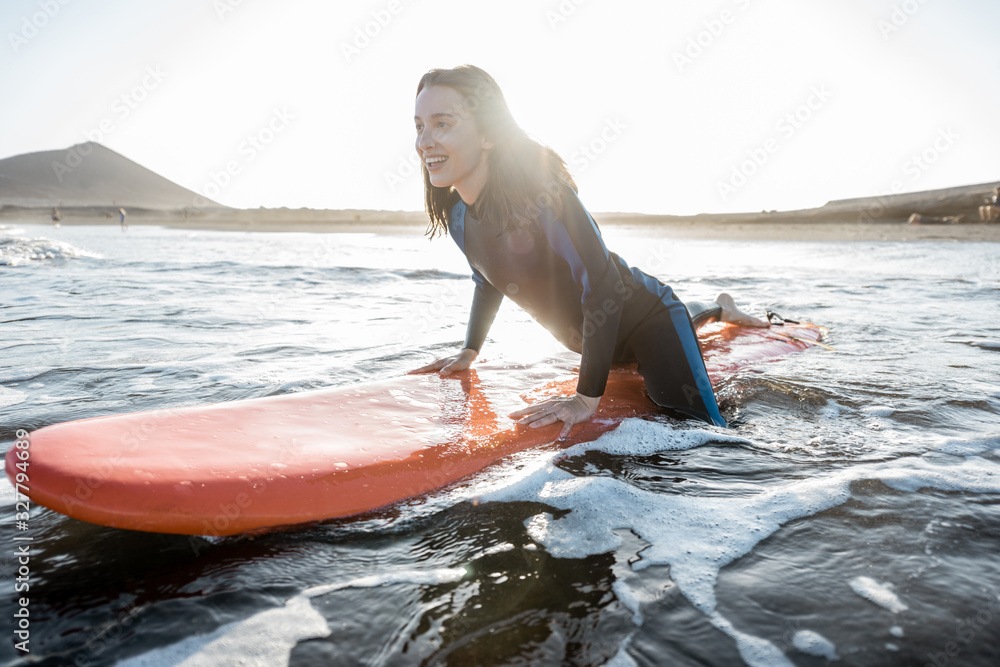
[119,207,128,231]
[408,65,766,436]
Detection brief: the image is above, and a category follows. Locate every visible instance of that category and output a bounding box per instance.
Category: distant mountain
[0,143,225,209]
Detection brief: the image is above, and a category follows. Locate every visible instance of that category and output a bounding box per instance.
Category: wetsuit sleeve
[540,193,625,398]
[464,269,504,353]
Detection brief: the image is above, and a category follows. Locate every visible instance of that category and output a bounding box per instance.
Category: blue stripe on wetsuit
[615,255,672,304]
[668,305,726,427]
[449,200,490,291]
[536,193,611,301]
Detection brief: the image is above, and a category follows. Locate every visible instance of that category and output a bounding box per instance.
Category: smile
[425,155,448,170]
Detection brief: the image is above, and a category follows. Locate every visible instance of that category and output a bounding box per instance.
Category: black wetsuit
[447,190,726,427]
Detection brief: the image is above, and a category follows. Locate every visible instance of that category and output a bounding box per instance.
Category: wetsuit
[447,189,726,427]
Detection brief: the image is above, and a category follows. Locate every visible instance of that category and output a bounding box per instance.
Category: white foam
[303,566,466,598]
[792,629,839,660]
[477,542,515,558]
[0,236,99,266]
[0,476,17,503]
[817,400,844,419]
[117,594,328,667]
[0,386,26,408]
[121,567,466,666]
[605,635,639,667]
[849,576,908,614]
[861,405,895,417]
[925,434,1000,457]
[611,580,644,626]
[474,418,1000,667]
[890,625,904,637]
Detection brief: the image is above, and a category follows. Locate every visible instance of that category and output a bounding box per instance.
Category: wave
[0,235,101,266]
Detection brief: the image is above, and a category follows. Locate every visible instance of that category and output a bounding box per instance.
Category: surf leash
[765,310,837,351]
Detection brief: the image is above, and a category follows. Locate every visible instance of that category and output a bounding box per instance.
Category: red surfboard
[6,320,825,536]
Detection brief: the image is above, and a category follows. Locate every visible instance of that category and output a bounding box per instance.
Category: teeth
[426,156,447,165]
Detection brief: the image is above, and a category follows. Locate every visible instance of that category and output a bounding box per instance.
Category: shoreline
[4,174,999,242]
[5,214,999,242]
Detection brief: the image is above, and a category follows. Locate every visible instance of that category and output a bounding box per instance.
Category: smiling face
[414,85,492,205]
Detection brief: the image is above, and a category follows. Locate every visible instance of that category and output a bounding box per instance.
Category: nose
[416,127,435,155]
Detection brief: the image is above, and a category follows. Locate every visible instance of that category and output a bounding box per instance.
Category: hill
[0,143,224,209]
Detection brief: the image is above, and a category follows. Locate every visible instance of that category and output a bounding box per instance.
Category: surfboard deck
[6,321,825,536]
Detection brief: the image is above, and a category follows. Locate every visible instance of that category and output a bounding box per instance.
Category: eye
[415,124,423,132]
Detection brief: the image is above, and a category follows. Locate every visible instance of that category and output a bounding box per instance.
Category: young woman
[409,65,765,437]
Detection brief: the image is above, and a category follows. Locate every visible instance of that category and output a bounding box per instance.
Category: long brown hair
[416,65,577,237]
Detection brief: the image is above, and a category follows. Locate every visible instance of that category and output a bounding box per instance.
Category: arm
[408,269,503,375]
[463,269,504,354]
[539,190,625,399]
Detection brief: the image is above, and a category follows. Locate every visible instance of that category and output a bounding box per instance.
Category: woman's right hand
[407,348,478,376]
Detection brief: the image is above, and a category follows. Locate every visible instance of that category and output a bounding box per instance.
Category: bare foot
[716,293,769,328]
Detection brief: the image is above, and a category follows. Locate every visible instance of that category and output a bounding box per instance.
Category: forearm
[575,267,625,398]
[464,280,504,352]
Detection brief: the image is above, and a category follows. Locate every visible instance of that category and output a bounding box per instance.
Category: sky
[2,0,998,215]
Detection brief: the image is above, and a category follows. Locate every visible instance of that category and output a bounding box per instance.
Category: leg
[716,293,769,327]
[626,303,726,427]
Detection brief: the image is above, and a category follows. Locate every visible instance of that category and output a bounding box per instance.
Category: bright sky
[2,0,998,214]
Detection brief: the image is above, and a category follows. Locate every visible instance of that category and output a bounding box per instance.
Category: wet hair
[416,65,577,237]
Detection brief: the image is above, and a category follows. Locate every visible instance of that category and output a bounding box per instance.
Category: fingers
[407,360,443,375]
[516,404,570,429]
[559,420,575,440]
[407,357,451,375]
[509,399,558,419]
[507,404,541,418]
[441,359,472,375]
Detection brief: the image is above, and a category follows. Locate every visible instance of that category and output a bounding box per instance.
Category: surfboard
[6,320,825,537]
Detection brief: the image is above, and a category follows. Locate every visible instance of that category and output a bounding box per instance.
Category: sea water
[1,222,998,666]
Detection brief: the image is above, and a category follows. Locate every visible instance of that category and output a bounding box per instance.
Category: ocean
[1,221,999,667]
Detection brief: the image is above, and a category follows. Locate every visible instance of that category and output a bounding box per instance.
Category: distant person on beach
[119,207,127,231]
[979,187,1000,222]
[51,206,61,226]
[408,65,766,435]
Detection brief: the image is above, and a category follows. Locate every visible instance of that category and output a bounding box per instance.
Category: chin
[428,174,454,189]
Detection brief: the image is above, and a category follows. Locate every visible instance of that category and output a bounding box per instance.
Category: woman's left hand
[509,393,601,440]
